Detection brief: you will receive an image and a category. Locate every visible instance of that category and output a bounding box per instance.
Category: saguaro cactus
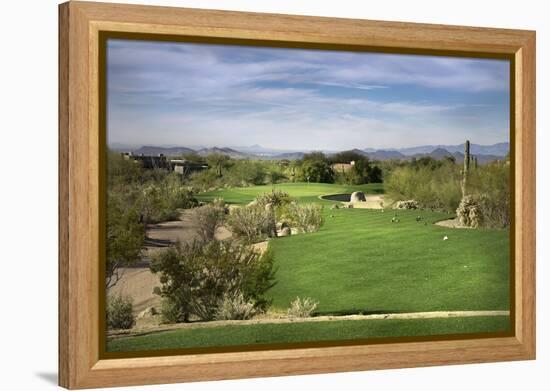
[462,140,470,197]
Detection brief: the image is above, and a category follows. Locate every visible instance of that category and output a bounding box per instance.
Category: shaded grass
[107,315,510,352]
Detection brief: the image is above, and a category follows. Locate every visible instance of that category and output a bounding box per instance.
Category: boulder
[137,306,157,319]
[350,191,366,203]
[279,227,291,236]
[276,221,290,231]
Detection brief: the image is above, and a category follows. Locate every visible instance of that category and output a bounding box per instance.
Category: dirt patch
[349,194,386,209]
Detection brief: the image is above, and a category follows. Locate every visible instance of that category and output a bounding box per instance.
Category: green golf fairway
[109,183,510,352]
[196,182,383,205]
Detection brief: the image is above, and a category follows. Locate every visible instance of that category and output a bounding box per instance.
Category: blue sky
[107,39,509,151]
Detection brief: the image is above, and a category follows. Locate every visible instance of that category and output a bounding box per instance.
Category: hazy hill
[381,142,509,157]
[196,147,248,159]
[132,145,195,156]
[123,141,507,164]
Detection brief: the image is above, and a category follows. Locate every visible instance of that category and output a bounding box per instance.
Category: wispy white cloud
[106,40,509,150]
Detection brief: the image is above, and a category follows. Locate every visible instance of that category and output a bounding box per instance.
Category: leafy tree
[330,150,365,165]
[367,165,383,183]
[299,159,334,183]
[106,191,145,289]
[302,151,328,162]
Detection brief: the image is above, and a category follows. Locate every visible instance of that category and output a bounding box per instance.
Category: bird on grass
[443,235,449,241]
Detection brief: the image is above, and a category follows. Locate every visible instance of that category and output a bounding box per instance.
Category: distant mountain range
[380,142,509,157]
[196,147,247,159]
[121,142,508,164]
[132,145,195,156]
[358,147,501,164]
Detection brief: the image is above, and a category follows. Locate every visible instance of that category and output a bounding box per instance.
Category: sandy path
[108,208,231,312]
[347,194,386,209]
[435,217,473,229]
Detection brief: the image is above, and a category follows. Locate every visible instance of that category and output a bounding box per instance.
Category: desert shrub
[211,197,226,209]
[227,205,277,243]
[106,295,135,330]
[214,292,259,320]
[475,194,508,228]
[393,200,418,209]
[189,169,222,191]
[159,298,188,324]
[107,151,143,187]
[163,174,198,210]
[189,204,226,243]
[467,161,510,228]
[255,190,293,208]
[385,163,462,212]
[287,297,319,318]
[139,184,178,223]
[225,160,266,186]
[284,203,324,233]
[150,241,276,322]
[138,175,198,224]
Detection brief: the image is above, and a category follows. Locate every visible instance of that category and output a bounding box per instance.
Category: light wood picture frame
[59,1,536,389]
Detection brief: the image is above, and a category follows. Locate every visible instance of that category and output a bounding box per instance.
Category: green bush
[106,295,135,330]
[150,241,277,322]
[159,298,188,324]
[227,205,277,243]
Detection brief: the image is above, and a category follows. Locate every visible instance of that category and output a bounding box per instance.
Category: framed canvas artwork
[59,1,535,388]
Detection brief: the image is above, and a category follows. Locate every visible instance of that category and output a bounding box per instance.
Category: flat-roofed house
[331,160,355,174]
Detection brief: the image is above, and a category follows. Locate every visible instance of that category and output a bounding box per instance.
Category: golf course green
[195,182,384,205]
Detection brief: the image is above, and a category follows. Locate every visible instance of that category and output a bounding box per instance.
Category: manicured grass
[107,316,510,352]
[268,208,510,314]
[196,182,384,205]
[111,183,510,352]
